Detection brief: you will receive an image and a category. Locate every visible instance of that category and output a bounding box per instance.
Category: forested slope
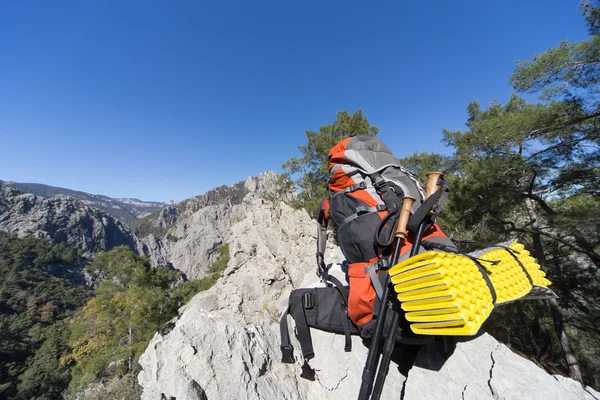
[0,233,227,399]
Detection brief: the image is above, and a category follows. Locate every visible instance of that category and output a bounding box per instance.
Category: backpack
[279,135,455,363]
[317,135,456,329]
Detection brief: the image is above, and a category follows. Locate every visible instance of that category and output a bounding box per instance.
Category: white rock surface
[406,333,600,400]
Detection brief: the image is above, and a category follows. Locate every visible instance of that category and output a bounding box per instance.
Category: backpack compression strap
[371,172,405,248]
[280,275,355,364]
[406,175,449,234]
[364,258,390,301]
[316,200,329,277]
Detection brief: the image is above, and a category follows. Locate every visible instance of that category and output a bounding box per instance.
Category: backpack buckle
[281,345,295,364]
[377,258,391,270]
[303,292,315,310]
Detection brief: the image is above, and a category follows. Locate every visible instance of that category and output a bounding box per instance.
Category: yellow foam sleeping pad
[389,240,556,336]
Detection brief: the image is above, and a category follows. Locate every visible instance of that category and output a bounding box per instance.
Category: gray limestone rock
[0,183,137,255]
[405,333,600,400]
[138,171,296,278]
[138,204,233,277]
[0,180,167,224]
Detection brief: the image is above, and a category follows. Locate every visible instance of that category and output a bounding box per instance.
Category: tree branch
[525,133,593,162]
[490,215,600,266]
[527,171,537,195]
[524,111,600,160]
[571,59,600,68]
[522,192,557,215]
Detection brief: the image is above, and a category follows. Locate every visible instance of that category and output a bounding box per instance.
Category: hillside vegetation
[0,234,90,399]
[0,234,230,399]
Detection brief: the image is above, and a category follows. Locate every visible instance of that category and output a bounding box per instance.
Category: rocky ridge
[0,183,137,256]
[137,190,600,400]
[136,171,295,278]
[0,180,167,224]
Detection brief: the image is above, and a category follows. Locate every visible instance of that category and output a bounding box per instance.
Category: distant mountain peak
[0,180,169,225]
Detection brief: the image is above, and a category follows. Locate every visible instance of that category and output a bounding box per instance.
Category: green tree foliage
[16,322,73,400]
[87,246,179,290]
[396,152,466,238]
[64,244,230,390]
[282,110,379,215]
[511,0,600,104]
[63,247,179,388]
[439,93,599,384]
[0,233,90,400]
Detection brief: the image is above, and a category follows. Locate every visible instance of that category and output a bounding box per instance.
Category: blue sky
[0,1,590,201]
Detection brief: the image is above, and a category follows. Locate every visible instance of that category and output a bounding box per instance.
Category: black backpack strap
[470,258,498,304]
[340,310,353,352]
[329,181,367,200]
[316,200,329,277]
[325,274,346,296]
[371,172,404,248]
[336,205,386,233]
[292,296,315,360]
[280,293,317,363]
[497,246,534,286]
[279,292,315,364]
[407,176,449,233]
[431,184,450,222]
[279,305,295,364]
[324,274,354,352]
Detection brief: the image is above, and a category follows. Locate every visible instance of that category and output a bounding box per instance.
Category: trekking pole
[357,195,415,400]
[425,172,444,202]
[370,172,444,400]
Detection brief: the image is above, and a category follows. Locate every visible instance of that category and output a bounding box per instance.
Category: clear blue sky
[0,1,589,201]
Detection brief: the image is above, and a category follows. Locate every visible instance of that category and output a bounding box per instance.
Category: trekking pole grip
[396,196,415,239]
[425,171,444,199]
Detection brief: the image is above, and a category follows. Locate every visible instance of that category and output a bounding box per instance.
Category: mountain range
[0,172,294,277]
[0,179,172,225]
